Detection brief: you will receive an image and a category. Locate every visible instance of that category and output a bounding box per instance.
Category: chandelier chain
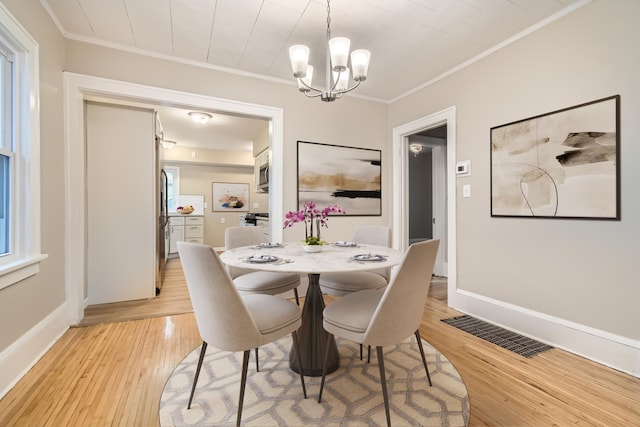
[326,0,331,39]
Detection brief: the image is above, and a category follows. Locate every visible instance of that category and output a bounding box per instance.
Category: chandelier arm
[304,91,324,98]
[330,79,362,96]
[297,77,324,94]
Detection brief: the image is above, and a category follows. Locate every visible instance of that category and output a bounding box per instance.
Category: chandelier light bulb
[298,65,314,92]
[351,49,371,81]
[328,37,350,71]
[289,45,310,78]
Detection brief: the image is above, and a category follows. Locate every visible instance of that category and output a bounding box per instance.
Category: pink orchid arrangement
[283,201,346,245]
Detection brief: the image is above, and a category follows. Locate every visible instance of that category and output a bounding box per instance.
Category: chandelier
[288,0,371,102]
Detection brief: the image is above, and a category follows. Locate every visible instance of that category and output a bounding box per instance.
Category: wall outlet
[253,202,259,209]
[220,217,225,223]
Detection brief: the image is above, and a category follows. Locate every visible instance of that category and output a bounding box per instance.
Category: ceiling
[43,0,583,150]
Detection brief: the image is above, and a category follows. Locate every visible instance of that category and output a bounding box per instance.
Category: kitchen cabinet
[169,215,204,254]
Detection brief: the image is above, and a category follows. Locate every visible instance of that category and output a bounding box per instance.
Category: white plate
[244,255,280,264]
[351,253,386,262]
[257,242,283,248]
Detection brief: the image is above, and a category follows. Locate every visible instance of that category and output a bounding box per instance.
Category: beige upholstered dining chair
[319,225,391,296]
[177,241,306,427]
[225,226,301,305]
[318,239,440,427]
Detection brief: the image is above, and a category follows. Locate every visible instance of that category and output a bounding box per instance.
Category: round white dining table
[219,242,403,376]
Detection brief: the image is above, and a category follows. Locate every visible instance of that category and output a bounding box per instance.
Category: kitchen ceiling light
[288,0,370,102]
[188,111,212,124]
[161,139,177,149]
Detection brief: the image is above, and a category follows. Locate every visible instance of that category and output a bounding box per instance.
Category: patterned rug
[160,336,469,426]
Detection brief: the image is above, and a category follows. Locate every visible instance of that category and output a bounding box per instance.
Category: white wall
[389,0,639,374]
[0,0,68,398]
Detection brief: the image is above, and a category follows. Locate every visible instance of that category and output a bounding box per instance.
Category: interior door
[86,102,156,304]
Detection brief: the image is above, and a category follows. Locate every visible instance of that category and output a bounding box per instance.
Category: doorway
[392,106,457,306]
[407,126,447,277]
[64,73,285,325]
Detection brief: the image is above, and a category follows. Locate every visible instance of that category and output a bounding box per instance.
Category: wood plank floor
[79,258,193,326]
[0,260,638,426]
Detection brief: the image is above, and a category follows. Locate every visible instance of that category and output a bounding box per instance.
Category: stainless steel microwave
[257,162,269,192]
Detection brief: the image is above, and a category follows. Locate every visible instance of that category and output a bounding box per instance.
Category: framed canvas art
[212,182,250,212]
[297,141,381,216]
[490,95,620,220]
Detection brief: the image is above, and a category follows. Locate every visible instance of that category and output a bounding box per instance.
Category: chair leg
[360,344,363,360]
[414,330,432,386]
[294,288,300,305]
[367,345,371,363]
[187,341,208,409]
[291,331,307,398]
[236,350,251,427]
[317,334,333,403]
[255,347,259,372]
[376,346,391,427]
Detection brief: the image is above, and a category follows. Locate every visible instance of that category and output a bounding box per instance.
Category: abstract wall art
[491,95,620,220]
[297,141,381,216]
[212,182,249,212]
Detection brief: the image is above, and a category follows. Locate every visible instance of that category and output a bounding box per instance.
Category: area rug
[160,337,469,426]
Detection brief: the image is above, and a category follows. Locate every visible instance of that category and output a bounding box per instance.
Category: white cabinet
[184,216,205,243]
[168,217,184,254]
[169,215,204,253]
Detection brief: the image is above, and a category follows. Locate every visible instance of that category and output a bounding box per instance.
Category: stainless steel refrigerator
[156,143,169,294]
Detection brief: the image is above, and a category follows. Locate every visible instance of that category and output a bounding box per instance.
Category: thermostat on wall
[456,160,471,176]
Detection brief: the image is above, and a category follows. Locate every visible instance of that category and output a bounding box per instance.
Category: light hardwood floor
[0,259,638,426]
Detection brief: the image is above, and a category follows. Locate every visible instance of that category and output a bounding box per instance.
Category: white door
[86,102,156,304]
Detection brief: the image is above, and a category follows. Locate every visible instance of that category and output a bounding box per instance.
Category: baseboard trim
[0,303,69,399]
[451,289,639,377]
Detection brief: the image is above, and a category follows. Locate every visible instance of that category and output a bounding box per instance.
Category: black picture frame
[297,141,382,216]
[490,95,620,220]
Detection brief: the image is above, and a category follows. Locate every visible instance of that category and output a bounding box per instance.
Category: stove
[244,212,268,226]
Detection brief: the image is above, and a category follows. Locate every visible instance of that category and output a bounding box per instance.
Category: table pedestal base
[289,273,339,376]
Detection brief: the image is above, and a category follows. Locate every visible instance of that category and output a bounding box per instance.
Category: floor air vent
[441,315,554,357]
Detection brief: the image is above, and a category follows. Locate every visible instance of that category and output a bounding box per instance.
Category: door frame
[392,106,457,305]
[63,72,284,325]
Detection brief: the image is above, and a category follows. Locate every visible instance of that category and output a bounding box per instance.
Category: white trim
[64,72,284,324]
[0,303,69,399]
[453,289,640,377]
[392,107,457,300]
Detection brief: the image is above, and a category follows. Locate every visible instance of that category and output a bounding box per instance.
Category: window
[0,4,46,290]
[0,40,13,256]
[164,166,180,212]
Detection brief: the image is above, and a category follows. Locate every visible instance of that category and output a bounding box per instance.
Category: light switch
[220,217,225,223]
[463,184,471,198]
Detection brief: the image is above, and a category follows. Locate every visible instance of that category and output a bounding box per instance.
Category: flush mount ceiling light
[161,139,177,149]
[288,0,370,102]
[409,143,423,157]
[188,111,212,124]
